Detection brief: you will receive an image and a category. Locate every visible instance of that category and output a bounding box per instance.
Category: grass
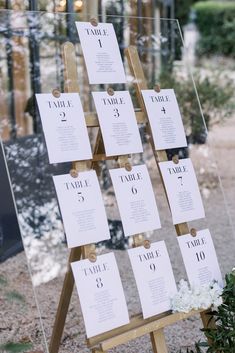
[0,275,8,287]
[0,342,33,353]
[5,290,25,304]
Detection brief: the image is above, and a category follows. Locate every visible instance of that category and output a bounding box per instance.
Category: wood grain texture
[87,309,204,350]
[150,329,168,353]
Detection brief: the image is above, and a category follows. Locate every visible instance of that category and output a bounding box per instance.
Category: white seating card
[53,171,110,248]
[159,158,205,224]
[177,229,223,287]
[92,90,143,156]
[141,89,187,150]
[76,21,126,84]
[36,93,92,164]
[71,252,130,338]
[109,165,161,237]
[128,241,177,318]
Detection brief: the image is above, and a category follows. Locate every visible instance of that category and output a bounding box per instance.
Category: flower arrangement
[171,279,223,313]
[174,268,235,353]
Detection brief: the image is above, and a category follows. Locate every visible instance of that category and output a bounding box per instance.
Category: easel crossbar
[87,309,204,350]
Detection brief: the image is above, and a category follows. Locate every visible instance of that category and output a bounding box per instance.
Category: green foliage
[193,1,235,57]
[171,0,203,59]
[5,290,26,304]
[174,0,208,27]
[175,0,195,27]
[0,342,32,353]
[0,274,7,286]
[0,275,25,305]
[160,71,233,144]
[178,346,202,353]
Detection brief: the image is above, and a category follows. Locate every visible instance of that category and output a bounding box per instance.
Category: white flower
[212,296,223,310]
[179,279,190,292]
[171,280,223,313]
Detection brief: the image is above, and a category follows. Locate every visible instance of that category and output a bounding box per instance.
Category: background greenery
[159,70,234,144]
[193,1,235,57]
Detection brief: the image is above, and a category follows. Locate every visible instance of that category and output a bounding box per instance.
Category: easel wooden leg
[200,309,216,346]
[150,329,168,353]
[49,247,82,353]
[200,309,215,329]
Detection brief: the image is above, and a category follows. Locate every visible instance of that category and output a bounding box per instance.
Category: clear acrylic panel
[0,9,234,353]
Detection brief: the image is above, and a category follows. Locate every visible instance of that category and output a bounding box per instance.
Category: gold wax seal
[90,18,98,27]
[154,84,161,93]
[89,252,97,263]
[70,169,78,178]
[172,155,179,164]
[125,163,132,172]
[52,88,61,98]
[143,239,151,249]
[107,87,114,96]
[190,228,197,237]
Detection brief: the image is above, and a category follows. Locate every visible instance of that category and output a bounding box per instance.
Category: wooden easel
[49,41,213,353]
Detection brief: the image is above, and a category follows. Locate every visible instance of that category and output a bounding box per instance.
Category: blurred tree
[175,0,207,27]
[193,1,235,57]
[174,0,205,59]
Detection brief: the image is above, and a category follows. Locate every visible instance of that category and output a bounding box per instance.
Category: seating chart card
[71,252,130,338]
[159,158,205,224]
[128,241,177,318]
[92,90,143,156]
[76,21,126,84]
[36,93,92,164]
[36,93,92,163]
[141,89,187,150]
[53,171,110,248]
[177,229,223,287]
[109,165,161,237]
